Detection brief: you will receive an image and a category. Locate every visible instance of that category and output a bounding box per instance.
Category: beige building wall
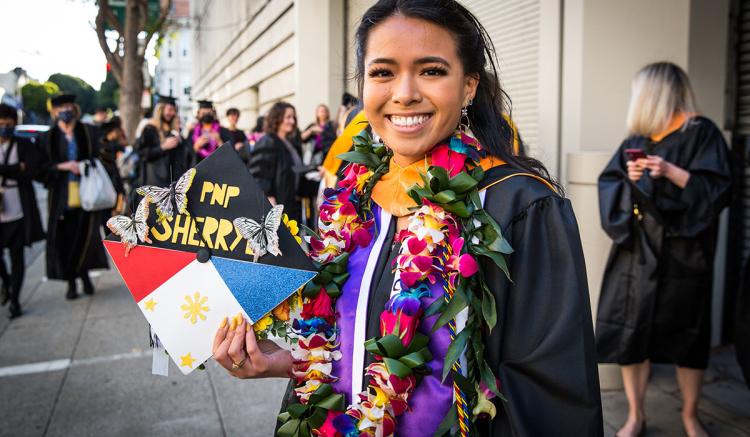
[191,0,295,130]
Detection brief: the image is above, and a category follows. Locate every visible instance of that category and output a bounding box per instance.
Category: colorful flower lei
[277,130,512,437]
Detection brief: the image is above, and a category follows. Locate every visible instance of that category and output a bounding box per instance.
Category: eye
[422,67,448,77]
[368,68,392,78]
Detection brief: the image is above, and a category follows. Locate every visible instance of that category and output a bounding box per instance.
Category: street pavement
[0,198,748,435]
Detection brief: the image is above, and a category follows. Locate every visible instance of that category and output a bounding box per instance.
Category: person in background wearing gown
[212,1,603,435]
[98,116,126,214]
[225,107,248,151]
[39,94,109,300]
[247,102,303,223]
[596,62,731,437]
[301,104,337,159]
[188,100,232,163]
[0,103,45,318]
[135,95,188,187]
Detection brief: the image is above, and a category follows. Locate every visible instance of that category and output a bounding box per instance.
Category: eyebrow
[367,56,451,68]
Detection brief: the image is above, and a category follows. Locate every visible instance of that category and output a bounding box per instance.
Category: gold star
[180,352,196,368]
[143,298,157,311]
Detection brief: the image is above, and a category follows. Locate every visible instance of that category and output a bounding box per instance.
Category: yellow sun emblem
[181,292,209,324]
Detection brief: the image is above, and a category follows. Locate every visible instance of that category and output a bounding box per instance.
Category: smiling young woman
[212,1,603,436]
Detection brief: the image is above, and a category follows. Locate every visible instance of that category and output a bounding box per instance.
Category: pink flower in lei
[431,143,468,177]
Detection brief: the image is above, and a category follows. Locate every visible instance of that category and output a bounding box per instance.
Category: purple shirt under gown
[331,203,455,436]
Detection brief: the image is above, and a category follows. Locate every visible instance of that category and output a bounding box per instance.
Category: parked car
[14,124,49,142]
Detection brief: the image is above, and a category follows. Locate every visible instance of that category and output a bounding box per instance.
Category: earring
[458,99,472,133]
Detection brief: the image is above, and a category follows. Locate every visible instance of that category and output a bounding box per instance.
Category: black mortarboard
[50,94,76,107]
[157,94,177,106]
[197,99,214,109]
[103,142,316,324]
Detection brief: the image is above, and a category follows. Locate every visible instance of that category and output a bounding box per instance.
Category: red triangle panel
[103,241,196,303]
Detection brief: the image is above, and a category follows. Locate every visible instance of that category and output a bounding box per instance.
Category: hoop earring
[458,99,472,133]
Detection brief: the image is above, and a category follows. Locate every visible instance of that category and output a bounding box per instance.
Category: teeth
[391,115,430,127]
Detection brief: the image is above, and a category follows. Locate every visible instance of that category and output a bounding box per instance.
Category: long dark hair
[355,0,558,190]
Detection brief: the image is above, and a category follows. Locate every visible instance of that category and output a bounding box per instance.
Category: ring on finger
[231,357,247,370]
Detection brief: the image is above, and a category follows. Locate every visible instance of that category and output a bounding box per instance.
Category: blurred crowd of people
[0,90,361,319]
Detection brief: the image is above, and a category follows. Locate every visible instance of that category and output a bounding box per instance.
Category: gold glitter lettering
[171,215,191,245]
[210,183,227,207]
[229,228,243,251]
[201,216,219,249]
[214,218,234,251]
[224,186,240,208]
[150,217,172,242]
[200,181,214,203]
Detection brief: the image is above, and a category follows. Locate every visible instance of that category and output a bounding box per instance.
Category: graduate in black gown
[135,95,189,187]
[0,104,45,318]
[247,102,304,223]
[212,1,602,435]
[40,94,109,299]
[596,62,731,437]
[187,100,232,163]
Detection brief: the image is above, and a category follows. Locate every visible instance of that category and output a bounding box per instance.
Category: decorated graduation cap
[103,143,316,374]
[157,94,177,106]
[50,93,76,107]
[197,99,214,109]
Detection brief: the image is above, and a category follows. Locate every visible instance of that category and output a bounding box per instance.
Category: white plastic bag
[78,159,117,211]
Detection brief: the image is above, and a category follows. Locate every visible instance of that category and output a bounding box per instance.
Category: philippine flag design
[104,240,316,374]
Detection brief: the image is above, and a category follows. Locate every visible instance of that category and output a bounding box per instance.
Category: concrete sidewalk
[0,243,747,436]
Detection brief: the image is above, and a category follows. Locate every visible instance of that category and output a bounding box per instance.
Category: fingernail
[219,317,227,328]
[245,323,250,332]
[229,318,237,330]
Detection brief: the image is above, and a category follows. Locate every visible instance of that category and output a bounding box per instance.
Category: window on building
[169,77,174,97]
[183,48,187,57]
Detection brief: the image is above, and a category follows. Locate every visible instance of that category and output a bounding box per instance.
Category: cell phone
[625,148,646,161]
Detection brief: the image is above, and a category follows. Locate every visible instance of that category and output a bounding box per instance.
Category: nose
[391,74,422,106]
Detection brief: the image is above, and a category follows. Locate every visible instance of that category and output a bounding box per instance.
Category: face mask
[200,114,214,124]
[0,126,13,139]
[58,110,76,123]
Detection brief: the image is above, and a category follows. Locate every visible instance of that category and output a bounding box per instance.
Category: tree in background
[96,69,120,111]
[20,81,60,124]
[47,73,97,114]
[95,0,172,141]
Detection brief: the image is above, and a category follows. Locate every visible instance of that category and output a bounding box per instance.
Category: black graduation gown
[279,166,603,436]
[135,124,189,187]
[0,136,45,246]
[39,122,109,280]
[738,258,750,388]
[596,116,731,369]
[247,133,302,222]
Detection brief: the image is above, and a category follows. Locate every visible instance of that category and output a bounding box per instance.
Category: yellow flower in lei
[283,214,302,245]
[253,314,273,333]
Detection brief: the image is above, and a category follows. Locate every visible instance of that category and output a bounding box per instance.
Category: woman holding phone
[597,62,731,437]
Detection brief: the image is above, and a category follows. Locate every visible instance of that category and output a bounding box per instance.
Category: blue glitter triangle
[211,257,316,322]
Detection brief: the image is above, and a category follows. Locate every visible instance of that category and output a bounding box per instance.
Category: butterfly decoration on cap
[136,168,196,222]
[106,197,152,257]
[234,204,284,263]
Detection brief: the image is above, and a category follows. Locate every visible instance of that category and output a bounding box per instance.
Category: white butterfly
[136,168,196,222]
[234,204,284,262]
[107,197,152,256]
